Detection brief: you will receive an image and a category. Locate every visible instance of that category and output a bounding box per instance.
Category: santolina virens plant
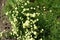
[3,0,60,40]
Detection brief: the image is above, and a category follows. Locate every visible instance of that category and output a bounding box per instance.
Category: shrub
[3,0,60,40]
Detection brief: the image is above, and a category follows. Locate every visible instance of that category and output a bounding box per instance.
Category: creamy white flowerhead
[23,20,30,28]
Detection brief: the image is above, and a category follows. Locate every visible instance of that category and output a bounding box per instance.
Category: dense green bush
[3,0,60,40]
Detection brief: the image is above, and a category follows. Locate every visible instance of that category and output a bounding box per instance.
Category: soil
[0,0,13,40]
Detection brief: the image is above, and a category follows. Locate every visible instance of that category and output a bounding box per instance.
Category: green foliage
[3,0,60,40]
